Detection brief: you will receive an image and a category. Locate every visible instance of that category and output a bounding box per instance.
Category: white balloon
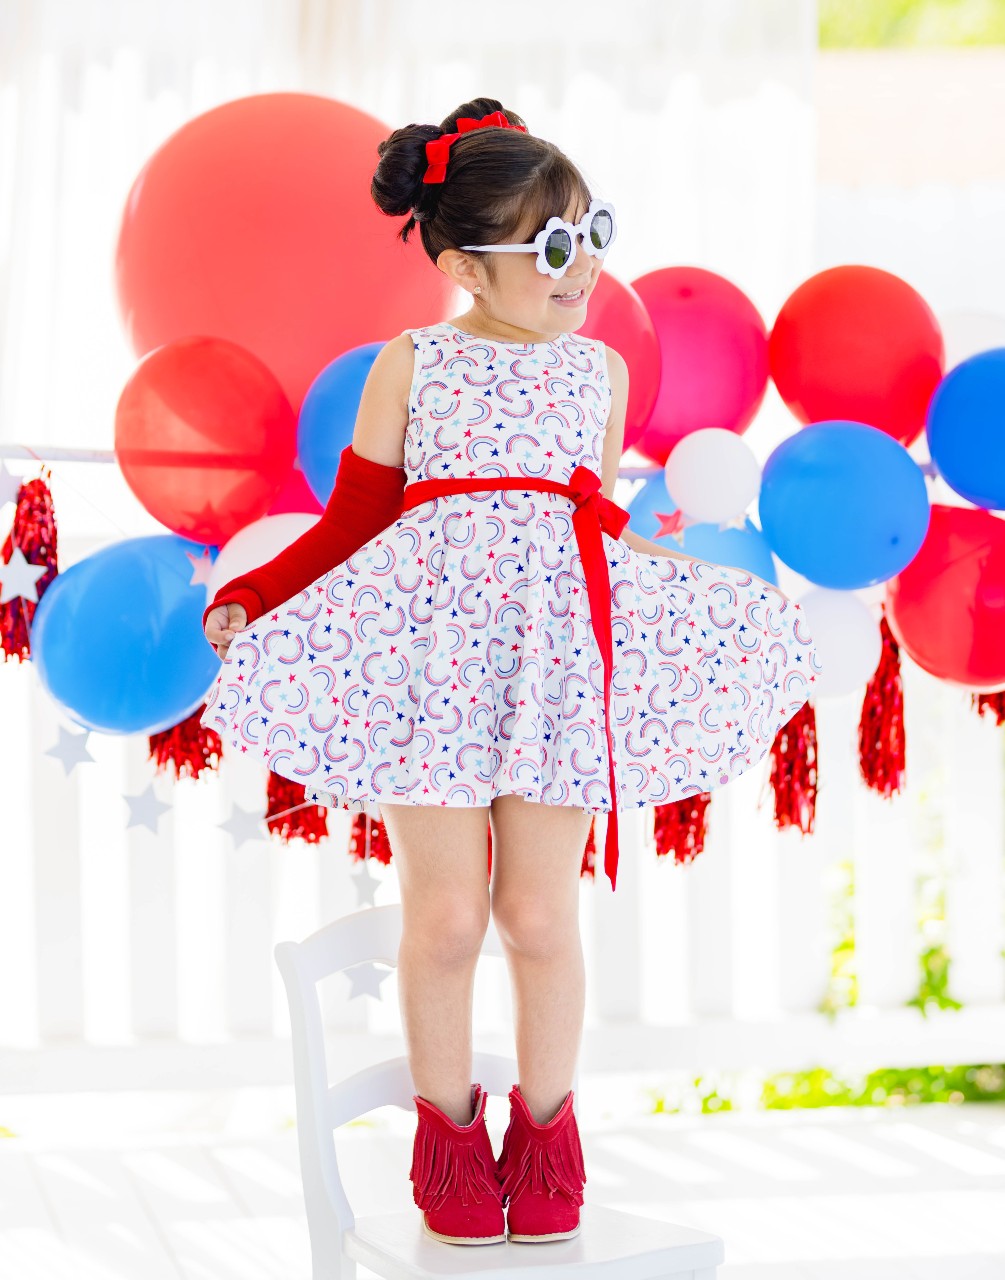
[664,428,761,523]
[796,587,882,699]
[207,513,318,597]
[939,309,1005,372]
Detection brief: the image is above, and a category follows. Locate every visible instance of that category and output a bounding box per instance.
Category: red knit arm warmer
[202,444,407,632]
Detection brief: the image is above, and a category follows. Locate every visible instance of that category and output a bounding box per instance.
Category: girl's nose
[570,232,593,274]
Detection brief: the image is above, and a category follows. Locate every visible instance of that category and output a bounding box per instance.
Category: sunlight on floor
[1,1088,1004,1277]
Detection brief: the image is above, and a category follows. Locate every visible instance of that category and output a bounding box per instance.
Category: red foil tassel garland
[266,772,329,843]
[148,701,222,781]
[972,690,1005,726]
[765,700,818,834]
[654,793,712,865]
[858,609,906,797]
[1,472,58,662]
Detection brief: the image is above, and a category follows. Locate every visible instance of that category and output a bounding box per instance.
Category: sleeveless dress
[200,320,822,831]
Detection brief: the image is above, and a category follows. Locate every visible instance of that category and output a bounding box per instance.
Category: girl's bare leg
[488,794,592,1125]
[380,801,491,1126]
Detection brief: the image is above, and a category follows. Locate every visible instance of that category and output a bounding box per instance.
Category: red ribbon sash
[401,465,631,891]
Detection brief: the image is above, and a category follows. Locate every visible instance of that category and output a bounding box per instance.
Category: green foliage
[645,1077,734,1115]
[820,0,1005,47]
[643,1063,1005,1114]
[761,1062,1005,1108]
[907,943,964,1016]
[818,858,858,1020]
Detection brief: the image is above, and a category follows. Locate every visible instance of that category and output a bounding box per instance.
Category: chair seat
[344,1201,725,1279]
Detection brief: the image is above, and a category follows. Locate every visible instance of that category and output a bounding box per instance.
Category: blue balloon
[30,535,220,734]
[298,342,386,503]
[759,421,929,589]
[624,472,779,584]
[927,347,1005,510]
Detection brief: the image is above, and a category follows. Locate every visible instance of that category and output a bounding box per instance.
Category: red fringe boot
[496,1083,587,1242]
[409,1083,505,1246]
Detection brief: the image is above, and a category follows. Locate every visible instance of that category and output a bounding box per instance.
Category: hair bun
[371,122,441,220]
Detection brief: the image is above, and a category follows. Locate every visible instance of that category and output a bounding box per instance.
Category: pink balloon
[577,271,660,450]
[630,266,769,465]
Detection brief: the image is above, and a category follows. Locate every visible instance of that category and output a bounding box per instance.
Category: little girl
[201,96,820,1248]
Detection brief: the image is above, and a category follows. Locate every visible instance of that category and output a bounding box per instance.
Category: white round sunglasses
[460,199,617,280]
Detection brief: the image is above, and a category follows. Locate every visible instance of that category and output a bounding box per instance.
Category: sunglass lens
[545,228,572,270]
[590,209,613,250]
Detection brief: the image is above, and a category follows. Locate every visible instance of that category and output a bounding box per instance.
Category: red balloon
[115,336,296,545]
[115,93,453,414]
[885,504,1005,688]
[629,267,769,464]
[576,271,660,450]
[268,461,324,517]
[769,266,944,447]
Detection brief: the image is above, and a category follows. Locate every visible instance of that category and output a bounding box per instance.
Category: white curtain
[0,0,815,546]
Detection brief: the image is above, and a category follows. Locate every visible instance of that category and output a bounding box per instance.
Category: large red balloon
[885,504,1005,688]
[576,271,660,450]
[115,336,296,546]
[630,266,769,464]
[268,461,324,517]
[769,266,944,447]
[115,93,453,414]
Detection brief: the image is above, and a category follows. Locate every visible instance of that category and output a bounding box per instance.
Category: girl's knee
[403,900,490,964]
[490,895,576,958]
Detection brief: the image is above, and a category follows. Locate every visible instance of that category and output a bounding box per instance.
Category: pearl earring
[473,286,482,294]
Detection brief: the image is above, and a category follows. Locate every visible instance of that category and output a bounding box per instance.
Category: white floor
[1,1086,1004,1279]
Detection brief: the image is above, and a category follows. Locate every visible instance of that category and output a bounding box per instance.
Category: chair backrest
[276,902,578,1249]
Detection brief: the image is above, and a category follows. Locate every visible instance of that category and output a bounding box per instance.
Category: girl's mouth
[552,287,584,306]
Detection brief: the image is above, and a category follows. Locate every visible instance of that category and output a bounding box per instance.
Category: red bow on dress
[423,110,528,184]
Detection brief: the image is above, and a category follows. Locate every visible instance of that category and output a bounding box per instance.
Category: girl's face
[462,196,603,341]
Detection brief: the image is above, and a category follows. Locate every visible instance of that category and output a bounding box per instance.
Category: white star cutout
[345,961,392,1001]
[0,461,22,509]
[185,546,216,589]
[124,782,171,833]
[351,859,382,907]
[0,546,49,604]
[219,802,266,849]
[45,724,95,775]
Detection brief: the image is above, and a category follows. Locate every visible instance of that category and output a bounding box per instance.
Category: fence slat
[30,664,86,1041]
[945,691,1005,1005]
[685,789,735,1017]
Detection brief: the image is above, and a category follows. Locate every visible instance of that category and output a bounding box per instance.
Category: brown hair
[370,96,593,285]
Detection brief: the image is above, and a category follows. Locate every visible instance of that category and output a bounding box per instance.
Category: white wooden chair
[275,902,725,1280]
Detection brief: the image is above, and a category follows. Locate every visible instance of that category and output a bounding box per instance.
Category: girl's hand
[204,603,248,659]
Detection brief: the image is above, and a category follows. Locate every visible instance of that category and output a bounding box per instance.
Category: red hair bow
[423,110,528,184]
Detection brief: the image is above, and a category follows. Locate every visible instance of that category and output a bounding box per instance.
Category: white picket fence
[1,533,1004,1099]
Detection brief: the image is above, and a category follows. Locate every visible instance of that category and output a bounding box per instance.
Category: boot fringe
[409,1111,498,1213]
[497,1109,587,1208]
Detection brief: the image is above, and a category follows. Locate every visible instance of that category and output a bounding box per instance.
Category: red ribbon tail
[572,498,620,891]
